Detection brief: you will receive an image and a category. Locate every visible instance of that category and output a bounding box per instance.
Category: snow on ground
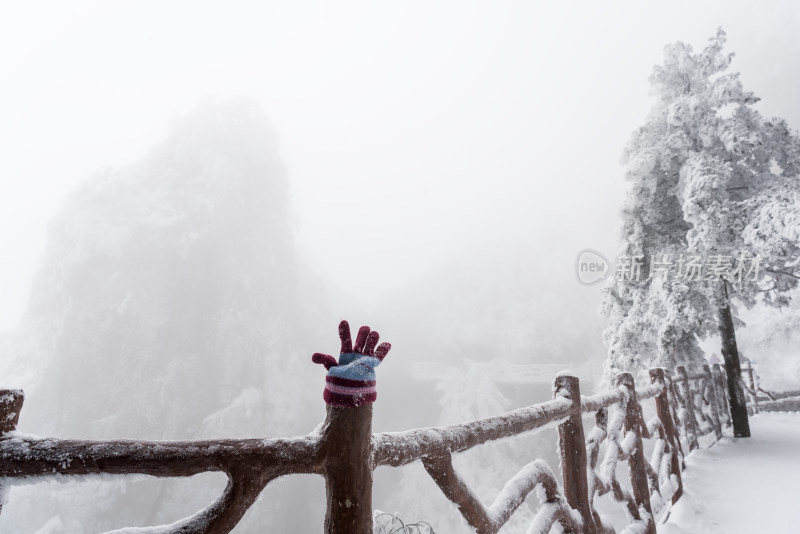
[660,412,800,533]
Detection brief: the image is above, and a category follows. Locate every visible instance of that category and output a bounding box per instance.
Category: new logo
[575,249,609,285]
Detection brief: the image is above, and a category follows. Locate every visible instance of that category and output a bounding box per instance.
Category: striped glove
[312,320,391,408]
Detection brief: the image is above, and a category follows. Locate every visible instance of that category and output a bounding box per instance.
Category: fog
[3,1,800,333]
[1,1,799,532]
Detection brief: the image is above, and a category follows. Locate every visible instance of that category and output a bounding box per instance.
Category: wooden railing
[737,360,800,414]
[0,361,769,533]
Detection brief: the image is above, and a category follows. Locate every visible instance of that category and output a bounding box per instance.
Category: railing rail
[372,396,573,467]
[0,359,793,533]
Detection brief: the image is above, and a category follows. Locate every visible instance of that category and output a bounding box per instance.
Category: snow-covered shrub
[373,510,436,533]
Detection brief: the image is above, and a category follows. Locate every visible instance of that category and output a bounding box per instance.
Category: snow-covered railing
[671,364,729,450]
[754,394,800,412]
[370,365,732,534]
[737,360,800,415]
[0,363,737,534]
[579,372,670,534]
[577,367,700,534]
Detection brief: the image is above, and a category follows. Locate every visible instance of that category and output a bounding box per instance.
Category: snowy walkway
[660,412,800,533]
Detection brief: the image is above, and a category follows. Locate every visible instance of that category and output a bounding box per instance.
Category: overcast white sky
[1,1,799,333]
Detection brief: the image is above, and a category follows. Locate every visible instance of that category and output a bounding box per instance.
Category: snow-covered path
[660,412,800,533]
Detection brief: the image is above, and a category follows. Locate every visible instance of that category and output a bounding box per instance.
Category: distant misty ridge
[0,99,325,532]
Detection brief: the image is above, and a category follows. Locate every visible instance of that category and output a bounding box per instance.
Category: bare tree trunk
[717,281,750,438]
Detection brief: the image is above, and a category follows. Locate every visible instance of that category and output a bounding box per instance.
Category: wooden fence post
[0,390,23,435]
[741,360,759,414]
[0,389,24,516]
[664,374,686,465]
[319,404,373,534]
[702,365,723,440]
[713,364,732,426]
[675,367,700,451]
[649,369,682,504]
[554,374,595,534]
[615,373,656,534]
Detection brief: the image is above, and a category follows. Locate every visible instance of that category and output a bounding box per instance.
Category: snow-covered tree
[602,30,800,436]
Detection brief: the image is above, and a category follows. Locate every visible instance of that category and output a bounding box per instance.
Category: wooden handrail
[372,396,572,467]
[0,435,321,478]
[581,389,625,413]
